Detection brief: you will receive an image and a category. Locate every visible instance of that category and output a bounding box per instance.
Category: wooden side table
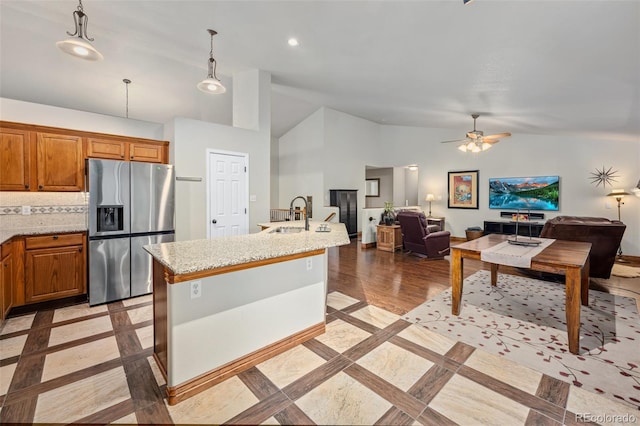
[376,225,403,252]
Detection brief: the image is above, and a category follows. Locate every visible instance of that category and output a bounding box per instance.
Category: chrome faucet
[290,196,309,231]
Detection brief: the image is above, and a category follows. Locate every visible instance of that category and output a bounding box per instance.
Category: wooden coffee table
[450,234,591,354]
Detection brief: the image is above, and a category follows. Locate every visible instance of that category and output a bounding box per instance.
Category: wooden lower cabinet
[1,241,14,320]
[24,233,86,304]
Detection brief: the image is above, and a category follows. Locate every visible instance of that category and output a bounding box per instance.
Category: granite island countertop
[144,221,350,276]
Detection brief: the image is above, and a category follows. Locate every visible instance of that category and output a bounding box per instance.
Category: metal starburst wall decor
[589,166,619,188]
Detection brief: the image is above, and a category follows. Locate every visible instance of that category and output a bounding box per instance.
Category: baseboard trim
[361,242,376,249]
[165,322,326,405]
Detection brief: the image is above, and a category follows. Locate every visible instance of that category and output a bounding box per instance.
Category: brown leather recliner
[539,216,626,279]
[396,211,451,259]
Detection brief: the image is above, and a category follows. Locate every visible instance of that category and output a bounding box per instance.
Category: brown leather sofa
[396,211,451,259]
[539,216,626,279]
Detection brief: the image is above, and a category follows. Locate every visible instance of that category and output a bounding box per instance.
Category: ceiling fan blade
[482,139,500,145]
[484,132,511,139]
[441,139,468,144]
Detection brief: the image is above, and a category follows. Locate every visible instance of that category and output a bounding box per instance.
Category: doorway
[206,149,249,238]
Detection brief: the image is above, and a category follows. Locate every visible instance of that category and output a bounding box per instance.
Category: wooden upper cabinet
[36,132,84,191]
[130,141,165,163]
[87,137,128,160]
[0,127,31,191]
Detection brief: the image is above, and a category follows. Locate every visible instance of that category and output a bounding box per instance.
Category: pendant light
[56,0,103,61]
[197,29,226,94]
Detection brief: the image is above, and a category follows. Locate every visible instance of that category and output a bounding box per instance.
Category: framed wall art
[448,170,479,209]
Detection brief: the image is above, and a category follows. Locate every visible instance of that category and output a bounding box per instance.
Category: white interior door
[207,150,248,238]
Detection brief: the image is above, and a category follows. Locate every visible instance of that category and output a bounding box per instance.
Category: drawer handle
[79,247,83,253]
[52,235,59,240]
[25,184,29,189]
[38,185,43,190]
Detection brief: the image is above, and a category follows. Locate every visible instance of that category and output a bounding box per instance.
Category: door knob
[212,219,217,224]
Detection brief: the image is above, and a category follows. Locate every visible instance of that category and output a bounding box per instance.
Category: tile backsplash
[0,192,87,230]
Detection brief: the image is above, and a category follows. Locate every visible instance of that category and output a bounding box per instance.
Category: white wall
[277,108,640,255]
[0,97,164,139]
[167,117,270,241]
[365,168,393,208]
[270,136,279,208]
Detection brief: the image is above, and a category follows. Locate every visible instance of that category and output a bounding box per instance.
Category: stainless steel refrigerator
[87,159,175,305]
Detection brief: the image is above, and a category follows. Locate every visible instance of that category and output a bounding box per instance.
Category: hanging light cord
[208,31,219,80]
[123,79,131,118]
[67,0,94,41]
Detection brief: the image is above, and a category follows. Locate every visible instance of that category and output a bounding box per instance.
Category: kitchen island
[144,221,350,405]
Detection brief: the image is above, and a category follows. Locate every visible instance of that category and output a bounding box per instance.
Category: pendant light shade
[56,0,103,61]
[198,29,226,94]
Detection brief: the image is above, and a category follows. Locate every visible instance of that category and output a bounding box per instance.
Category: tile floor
[0,292,635,425]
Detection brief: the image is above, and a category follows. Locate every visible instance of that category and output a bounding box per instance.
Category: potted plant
[381,202,396,225]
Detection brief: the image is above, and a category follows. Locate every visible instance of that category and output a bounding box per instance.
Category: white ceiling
[1,1,638,141]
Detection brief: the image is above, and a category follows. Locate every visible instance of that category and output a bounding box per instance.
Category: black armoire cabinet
[329,190,358,238]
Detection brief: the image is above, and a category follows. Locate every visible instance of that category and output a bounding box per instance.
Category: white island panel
[166,253,326,388]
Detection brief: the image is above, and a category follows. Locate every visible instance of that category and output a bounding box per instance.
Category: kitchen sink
[269,226,305,234]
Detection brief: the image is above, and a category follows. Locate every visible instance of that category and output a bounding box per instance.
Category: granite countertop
[144,221,351,276]
[1,224,88,245]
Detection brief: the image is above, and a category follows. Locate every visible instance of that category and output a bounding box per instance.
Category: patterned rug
[404,270,640,409]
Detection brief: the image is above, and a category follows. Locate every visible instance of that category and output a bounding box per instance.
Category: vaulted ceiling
[1,1,638,141]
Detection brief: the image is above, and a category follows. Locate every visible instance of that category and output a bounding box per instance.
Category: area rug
[612,263,640,278]
[404,270,640,409]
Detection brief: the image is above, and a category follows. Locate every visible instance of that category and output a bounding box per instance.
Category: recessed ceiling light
[288,38,299,47]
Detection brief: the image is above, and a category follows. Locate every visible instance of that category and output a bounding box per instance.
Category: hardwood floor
[328,239,640,315]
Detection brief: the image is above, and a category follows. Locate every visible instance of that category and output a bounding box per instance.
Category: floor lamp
[607,189,630,262]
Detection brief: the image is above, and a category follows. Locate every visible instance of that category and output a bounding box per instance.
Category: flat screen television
[489,175,559,211]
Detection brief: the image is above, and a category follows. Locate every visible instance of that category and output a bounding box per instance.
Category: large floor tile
[428,374,530,425]
[350,304,400,329]
[397,324,457,355]
[135,325,153,349]
[0,362,17,396]
[257,344,326,389]
[166,376,259,424]
[52,304,108,323]
[356,341,434,391]
[464,349,543,395]
[295,371,392,425]
[314,319,371,353]
[122,294,152,307]
[41,336,121,382]
[127,305,153,325]
[48,315,113,347]
[327,292,360,310]
[0,334,28,360]
[0,313,35,335]
[33,366,130,423]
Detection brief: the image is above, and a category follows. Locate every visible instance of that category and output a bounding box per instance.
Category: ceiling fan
[441,114,511,152]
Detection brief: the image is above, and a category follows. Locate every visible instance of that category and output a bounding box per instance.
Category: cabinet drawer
[25,233,84,250]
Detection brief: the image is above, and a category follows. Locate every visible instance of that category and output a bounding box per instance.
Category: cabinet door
[130,142,164,163]
[87,138,128,160]
[0,128,31,191]
[36,133,84,191]
[25,245,86,303]
[2,251,13,319]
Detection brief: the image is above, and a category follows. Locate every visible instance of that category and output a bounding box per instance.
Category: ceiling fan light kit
[197,29,226,94]
[56,0,103,61]
[443,113,511,153]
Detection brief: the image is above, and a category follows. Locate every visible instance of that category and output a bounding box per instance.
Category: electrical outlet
[306,258,312,271]
[190,280,202,299]
[21,205,31,215]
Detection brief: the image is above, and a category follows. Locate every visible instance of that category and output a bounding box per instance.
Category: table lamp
[607,189,630,221]
[607,189,631,262]
[425,194,435,216]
